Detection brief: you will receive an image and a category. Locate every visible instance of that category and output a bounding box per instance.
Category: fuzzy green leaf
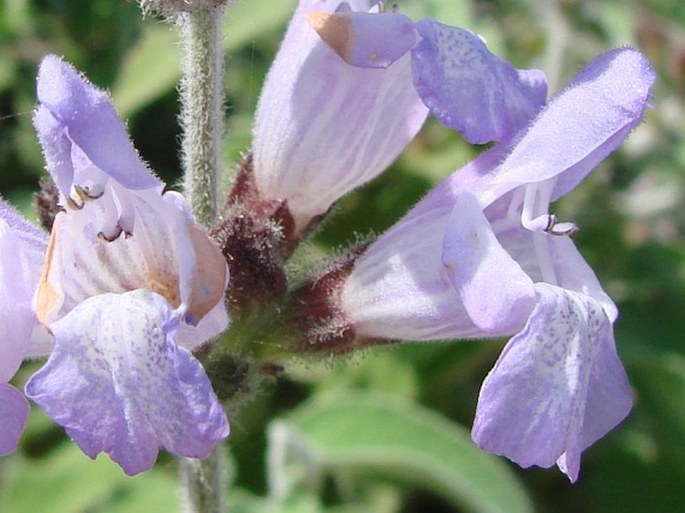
[283,391,533,513]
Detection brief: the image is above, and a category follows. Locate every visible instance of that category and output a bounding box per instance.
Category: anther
[74,184,105,201]
[65,196,84,210]
[543,215,579,236]
[97,226,124,242]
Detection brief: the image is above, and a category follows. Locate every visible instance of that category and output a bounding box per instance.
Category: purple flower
[250,0,428,233]
[340,48,655,480]
[0,199,50,455]
[310,9,547,143]
[17,55,230,475]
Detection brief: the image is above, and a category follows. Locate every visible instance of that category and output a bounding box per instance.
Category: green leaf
[111,22,179,118]
[629,352,685,469]
[0,442,179,513]
[222,0,297,51]
[282,391,533,513]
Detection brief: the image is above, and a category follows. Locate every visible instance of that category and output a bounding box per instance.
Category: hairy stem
[181,445,229,513]
[177,6,229,513]
[179,5,225,226]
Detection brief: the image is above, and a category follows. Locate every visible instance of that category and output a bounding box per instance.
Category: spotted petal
[411,19,547,144]
[25,290,229,475]
[472,283,632,482]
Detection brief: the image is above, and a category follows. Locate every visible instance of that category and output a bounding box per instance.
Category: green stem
[179,5,225,226]
[177,5,229,513]
[181,445,229,513]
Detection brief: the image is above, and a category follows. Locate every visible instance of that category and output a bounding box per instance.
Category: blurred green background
[1,0,684,512]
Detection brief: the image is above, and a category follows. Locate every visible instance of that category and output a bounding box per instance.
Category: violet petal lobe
[472,283,632,482]
[411,19,547,144]
[340,207,483,341]
[34,55,161,195]
[25,290,229,475]
[0,197,48,254]
[442,192,536,335]
[174,299,230,351]
[470,191,619,322]
[0,384,29,457]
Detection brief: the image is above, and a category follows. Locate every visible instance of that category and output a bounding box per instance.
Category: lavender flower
[337,48,655,480]
[4,55,231,475]
[310,9,547,144]
[249,0,428,234]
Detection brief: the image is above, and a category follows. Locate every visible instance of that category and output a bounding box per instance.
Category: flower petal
[171,192,229,326]
[25,290,229,475]
[308,11,418,68]
[411,19,547,144]
[34,55,161,196]
[0,198,48,254]
[341,209,481,341]
[252,1,428,230]
[472,283,631,482]
[35,187,226,330]
[340,148,509,341]
[480,193,618,321]
[442,192,535,334]
[0,383,29,457]
[175,299,230,351]
[548,236,618,322]
[0,199,49,379]
[482,48,655,205]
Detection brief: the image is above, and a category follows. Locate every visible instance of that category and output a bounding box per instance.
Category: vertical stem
[181,445,229,513]
[179,5,225,226]
[177,5,229,513]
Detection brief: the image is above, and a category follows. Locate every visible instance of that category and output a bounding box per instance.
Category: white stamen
[97,189,124,241]
[519,180,569,285]
[521,180,578,236]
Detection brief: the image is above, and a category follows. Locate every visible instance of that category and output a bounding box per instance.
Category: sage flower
[250,0,429,233]
[340,48,655,480]
[310,9,547,144]
[14,55,230,475]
